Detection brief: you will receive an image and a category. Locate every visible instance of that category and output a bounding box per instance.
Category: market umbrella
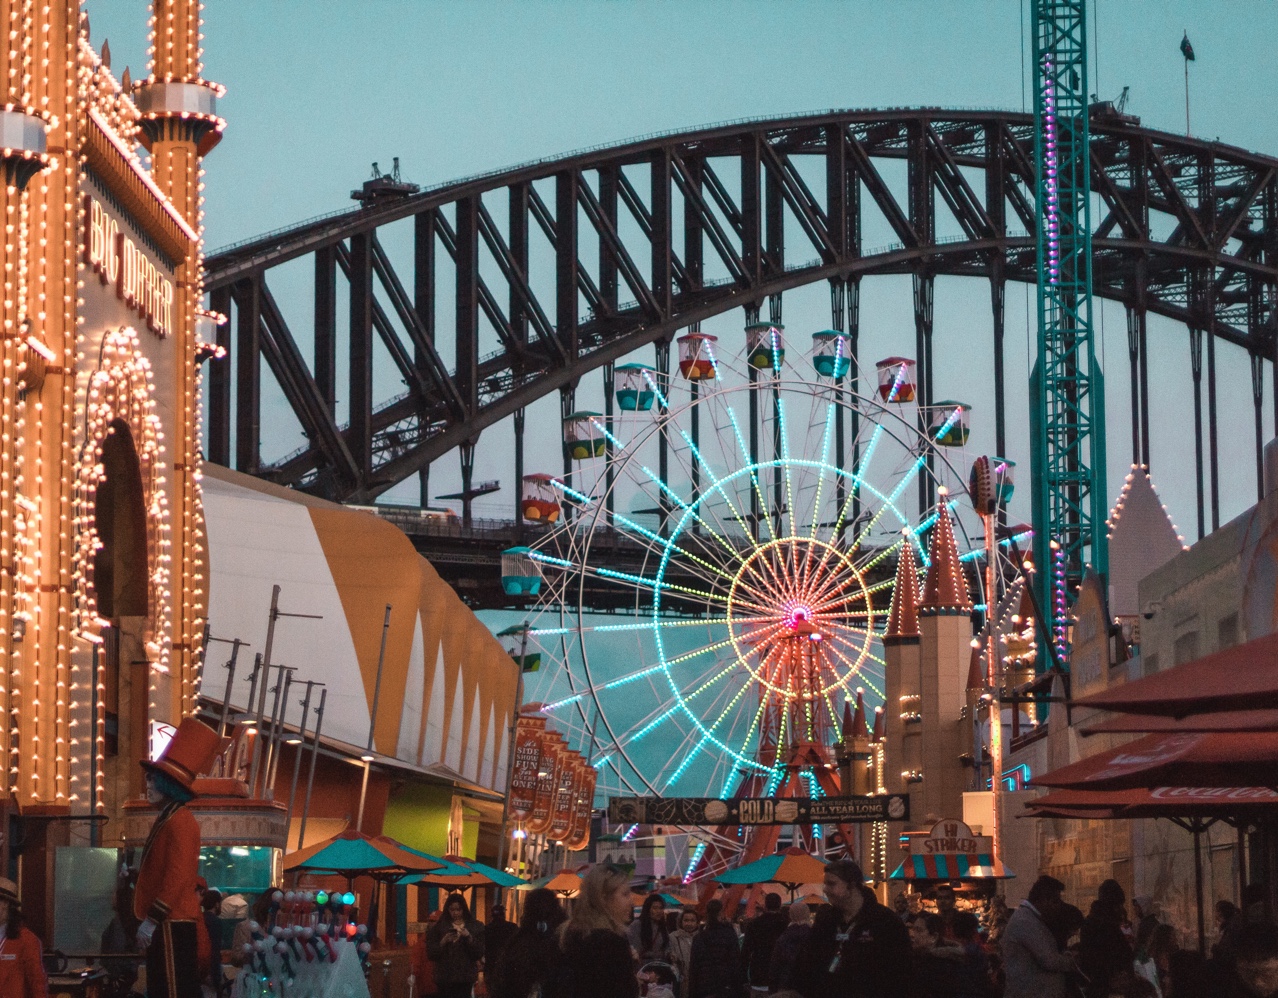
[401,855,528,888]
[1082,709,1278,736]
[284,830,445,878]
[529,868,587,897]
[713,848,828,899]
[1029,731,1278,791]
[1072,632,1278,718]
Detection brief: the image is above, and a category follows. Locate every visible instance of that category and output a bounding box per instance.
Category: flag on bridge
[1180,32,1195,61]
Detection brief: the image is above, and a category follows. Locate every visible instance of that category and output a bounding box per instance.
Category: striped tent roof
[889,853,1013,881]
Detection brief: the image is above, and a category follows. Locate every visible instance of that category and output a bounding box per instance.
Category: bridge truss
[204,108,1278,567]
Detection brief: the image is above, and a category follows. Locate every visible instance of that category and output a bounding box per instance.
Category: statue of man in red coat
[133,717,221,998]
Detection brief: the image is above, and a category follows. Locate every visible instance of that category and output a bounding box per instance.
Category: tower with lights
[0,0,221,900]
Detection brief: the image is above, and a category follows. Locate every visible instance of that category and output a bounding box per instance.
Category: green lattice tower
[1029,0,1108,666]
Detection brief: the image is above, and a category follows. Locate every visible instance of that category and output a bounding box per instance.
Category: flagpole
[1184,56,1190,136]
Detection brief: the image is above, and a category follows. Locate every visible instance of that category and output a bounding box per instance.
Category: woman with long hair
[550,864,639,998]
[688,898,743,998]
[627,892,671,962]
[669,908,700,997]
[0,877,48,998]
[425,892,486,998]
[488,888,566,998]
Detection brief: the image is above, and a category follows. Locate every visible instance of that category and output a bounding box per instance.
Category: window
[1174,631,1200,666]
[1218,614,1239,651]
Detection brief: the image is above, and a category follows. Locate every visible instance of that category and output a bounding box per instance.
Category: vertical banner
[547,748,581,842]
[565,760,596,851]
[509,711,546,820]
[524,731,563,836]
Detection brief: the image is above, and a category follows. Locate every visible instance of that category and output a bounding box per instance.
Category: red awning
[1072,632,1278,718]
[1025,785,1278,819]
[1029,731,1278,791]
[1081,709,1278,737]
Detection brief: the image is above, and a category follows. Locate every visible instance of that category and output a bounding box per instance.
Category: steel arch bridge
[204,107,1278,546]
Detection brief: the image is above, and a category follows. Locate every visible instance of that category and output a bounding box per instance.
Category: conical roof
[967,638,986,692]
[885,541,921,642]
[872,706,885,743]
[851,689,870,739]
[920,498,973,615]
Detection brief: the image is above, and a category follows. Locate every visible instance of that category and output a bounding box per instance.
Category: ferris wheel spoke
[773,392,797,538]
[822,632,888,700]
[661,665,758,792]
[722,402,779,544]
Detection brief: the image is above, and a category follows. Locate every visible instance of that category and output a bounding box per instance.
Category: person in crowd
[1001,874,1079,998]
[1223,921,1278,997]
[628,893,672,963]
[638,960,680,998]
[0,877,48,998]
[550,863,639,998]
[934,883,959,940]
[1045,901,1085,953]
[425,893,486,998]
[688,898,742,998]
[200,888,224,998]
[229,890,273,967]
[1133,897,1159,953]
[485,903,519,970]
[1164,947,1208,998]
[101,876,141,998]
[740,892,788,994]
[1221,885,1271,966]
[891,893,911,921]
[794,858,912,997]
[488,888,565,998]
[1216,901,1243,960]
[910,911,973,997]
[668,908,699,998]
[952,910,993,997]
[1079,878,1133,997]
[768,902,812,994]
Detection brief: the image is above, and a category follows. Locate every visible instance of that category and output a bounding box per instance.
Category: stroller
[638,960,680,998]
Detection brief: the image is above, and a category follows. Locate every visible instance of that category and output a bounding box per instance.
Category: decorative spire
[872,706,885,743]
[920,497,973,615]
[884,539,921,643]
[851,689,870,740]
[841,696,855,740]
[967,638,986,692]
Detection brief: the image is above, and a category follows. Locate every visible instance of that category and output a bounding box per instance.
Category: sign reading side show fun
[608,794,909,827]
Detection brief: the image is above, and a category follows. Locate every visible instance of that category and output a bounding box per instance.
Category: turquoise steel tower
[1029,0,1108,662]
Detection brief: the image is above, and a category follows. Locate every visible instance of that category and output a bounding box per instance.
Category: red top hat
[140,717,222,792]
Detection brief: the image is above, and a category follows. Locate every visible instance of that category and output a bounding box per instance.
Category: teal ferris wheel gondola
[811,331,851,379]
[615,363,657,411]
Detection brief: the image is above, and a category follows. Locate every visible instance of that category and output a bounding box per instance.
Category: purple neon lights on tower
[1042,56,1061,286]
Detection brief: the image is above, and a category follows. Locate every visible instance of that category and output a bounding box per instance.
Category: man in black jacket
[740,892,789,993]
[795,859,913,997]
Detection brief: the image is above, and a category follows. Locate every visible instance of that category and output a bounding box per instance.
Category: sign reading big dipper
[608,794,909,826]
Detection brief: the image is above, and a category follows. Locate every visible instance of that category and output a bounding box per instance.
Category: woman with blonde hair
[548,864,639,998]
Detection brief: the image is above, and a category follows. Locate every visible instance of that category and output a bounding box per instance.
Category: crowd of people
[476,863,1278,998]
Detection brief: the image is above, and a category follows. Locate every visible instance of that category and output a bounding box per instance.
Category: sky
[83,0,1278,542]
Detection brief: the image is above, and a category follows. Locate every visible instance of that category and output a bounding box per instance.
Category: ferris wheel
[503,323,1006,817]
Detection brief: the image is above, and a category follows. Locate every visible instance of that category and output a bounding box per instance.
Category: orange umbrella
[535,867,587,897]
[713,847,829,898]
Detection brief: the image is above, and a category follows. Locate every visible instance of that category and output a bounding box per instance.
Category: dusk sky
[84,1,1278,538]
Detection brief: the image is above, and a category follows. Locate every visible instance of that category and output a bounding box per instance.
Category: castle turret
[838,689,873,796]
[915,493,973,824]
[883,540,923,867]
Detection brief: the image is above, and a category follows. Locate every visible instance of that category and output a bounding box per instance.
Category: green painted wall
[382,783,453,855]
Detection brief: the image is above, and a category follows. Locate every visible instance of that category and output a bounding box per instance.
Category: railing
[207,105,1023,258]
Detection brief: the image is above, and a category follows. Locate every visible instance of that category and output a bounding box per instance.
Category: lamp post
[357,604,392,832]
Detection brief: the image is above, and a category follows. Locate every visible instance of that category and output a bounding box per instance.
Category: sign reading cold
[84,195,175,339]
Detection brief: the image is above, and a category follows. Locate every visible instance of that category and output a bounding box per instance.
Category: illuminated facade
[0,0,219,832]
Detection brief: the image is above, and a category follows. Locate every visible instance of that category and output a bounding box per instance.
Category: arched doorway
[92,419,151,795]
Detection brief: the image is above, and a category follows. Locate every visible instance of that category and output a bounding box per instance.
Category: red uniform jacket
[134,804,202,924]
[0,926,47,998]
